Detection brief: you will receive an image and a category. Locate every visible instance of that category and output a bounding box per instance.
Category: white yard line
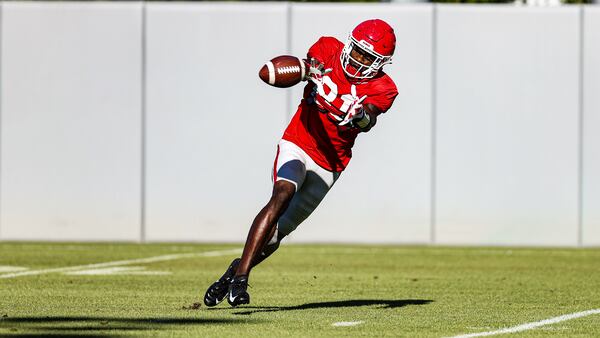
[332,321,364,327]
[65,266,172,276]
[0,248,241,279]
[0,266,28,273]
[447,309,600,338]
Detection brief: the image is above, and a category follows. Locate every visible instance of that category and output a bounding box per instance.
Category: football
[259,55,305,88]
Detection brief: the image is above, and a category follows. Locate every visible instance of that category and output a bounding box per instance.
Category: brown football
[258,55,305,88]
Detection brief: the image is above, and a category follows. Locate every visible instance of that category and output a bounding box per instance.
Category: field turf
[0,242,599,337]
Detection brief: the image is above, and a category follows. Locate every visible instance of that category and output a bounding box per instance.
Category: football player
[204,19,398,307]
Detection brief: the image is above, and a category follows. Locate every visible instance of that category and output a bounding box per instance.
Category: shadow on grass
[0,316,257,337]
[222,299,433,315]
[0,335,112,338]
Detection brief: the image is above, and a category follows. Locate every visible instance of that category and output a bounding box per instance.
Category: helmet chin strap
[342,53,378,79]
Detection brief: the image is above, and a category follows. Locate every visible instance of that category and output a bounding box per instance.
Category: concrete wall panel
[0,3,595,246]
[583,6,600,246]
[144,3,288,242]
[435,6,580,246]
[0,2,142,240]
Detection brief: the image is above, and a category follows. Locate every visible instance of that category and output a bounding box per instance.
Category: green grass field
[0,242,599,337]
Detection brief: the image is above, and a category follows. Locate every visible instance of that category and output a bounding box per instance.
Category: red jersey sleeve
[307,36,343,64]
[364,74,398,114]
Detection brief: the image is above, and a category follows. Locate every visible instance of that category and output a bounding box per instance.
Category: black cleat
[203,258,240,307]
[227,275,250,307]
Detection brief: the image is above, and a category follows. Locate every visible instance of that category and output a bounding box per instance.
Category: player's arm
[351,82,398,132]
[357,103,380,132]
[302,58,331,82]
[339,86,382,132]
[302,37,336,82]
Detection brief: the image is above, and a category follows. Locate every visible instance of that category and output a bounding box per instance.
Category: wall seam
[285,2,293,120]
[140,0,147,243]
[0,0,4,241]
[430,4,438,245]
[577,5,584,247]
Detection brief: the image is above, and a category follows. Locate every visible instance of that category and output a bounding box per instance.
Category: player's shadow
[0,316,258,336]
[230,299,433,315]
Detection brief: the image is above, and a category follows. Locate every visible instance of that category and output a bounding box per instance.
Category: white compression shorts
[272,139,340,236]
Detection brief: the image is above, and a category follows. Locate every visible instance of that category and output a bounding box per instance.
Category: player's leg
[203,257,240,307]
[203,221,285,307]
[206,140,340,307]
[235,141,307,278]
[232,151,341,303]
[228,180,294,306]
[227,142,307,306]
[205,181,295,307]
[276,164,341,238]
[235,179,295,277]
[226,163,340,307]
[249,221,286,268]
[204,142,303,307]
[229,143,340,306]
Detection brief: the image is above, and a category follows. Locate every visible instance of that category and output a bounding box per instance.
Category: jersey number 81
[315,76,361,114]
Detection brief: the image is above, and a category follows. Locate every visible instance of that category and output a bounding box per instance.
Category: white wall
[0,2,598,246]
[0,2,142,241]
[144,3,287,242]
[435,6,580,246]
[583,6,600,246]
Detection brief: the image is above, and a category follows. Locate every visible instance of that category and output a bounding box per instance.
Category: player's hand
[303,58,332,84]
[339,85,367,126]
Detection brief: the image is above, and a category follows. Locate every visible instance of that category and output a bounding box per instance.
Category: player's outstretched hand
[303,58,332,84]
[339,85,367,126]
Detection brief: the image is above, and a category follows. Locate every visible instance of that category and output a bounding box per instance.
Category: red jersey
[282,36,398,172]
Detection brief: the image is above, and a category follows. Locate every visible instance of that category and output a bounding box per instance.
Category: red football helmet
[340,19,396,79]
